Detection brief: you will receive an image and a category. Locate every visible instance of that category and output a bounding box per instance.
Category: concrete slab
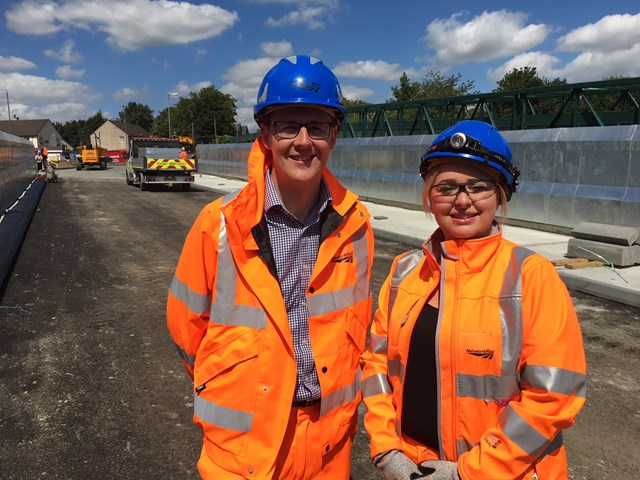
[571,221,639,246]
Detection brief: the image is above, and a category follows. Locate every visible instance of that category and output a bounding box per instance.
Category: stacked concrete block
[567,222,640,267]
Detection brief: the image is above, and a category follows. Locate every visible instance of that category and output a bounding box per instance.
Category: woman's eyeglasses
[270,121,334,140]
[430,179,497,201]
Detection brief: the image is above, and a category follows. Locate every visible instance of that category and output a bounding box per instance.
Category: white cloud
[172,81,213,97]
[220,57,282,127]
[56,65,85,79]
[6,0,239,52]
[558,44,640,82]
[260,41,294,58]
[0,55,37,72]
[341,85,374,101]
[266,7,328,30]
[0,72,99,122]
[44,40,83,64]
[424,10,550,67]
[486,51,561,83]
[557,13,640,53]
[333,60,404,81]
[113,86,150,103]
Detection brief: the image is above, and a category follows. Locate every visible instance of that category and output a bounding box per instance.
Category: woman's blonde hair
[421,162,509,222]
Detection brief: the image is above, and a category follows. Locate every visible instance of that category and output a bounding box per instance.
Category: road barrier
[197,125,640,234]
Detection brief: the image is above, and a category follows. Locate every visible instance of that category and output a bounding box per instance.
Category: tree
[494,66,566,92]
[389,71,476,102]
[53,111,106,149]
[120,102,154,132]
[152,86,237,143]
[493,67,567,116]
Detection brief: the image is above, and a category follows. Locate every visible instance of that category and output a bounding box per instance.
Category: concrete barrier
[0,132,39,293]
[196,125,640,234]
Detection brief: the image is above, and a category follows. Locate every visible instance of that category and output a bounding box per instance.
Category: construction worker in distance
[179,146,189,161]
[361,120,587,479]
[167,55,374,479]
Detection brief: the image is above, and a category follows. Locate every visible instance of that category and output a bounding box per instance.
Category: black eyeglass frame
[430,179,498,198]
[269,120,336,140]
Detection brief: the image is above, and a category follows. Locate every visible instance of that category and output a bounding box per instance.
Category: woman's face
[428,161,499,240]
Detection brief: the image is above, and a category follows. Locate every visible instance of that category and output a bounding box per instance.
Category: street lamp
[167,92,178,138]
[121,105,128,149]
[0,89,12,134]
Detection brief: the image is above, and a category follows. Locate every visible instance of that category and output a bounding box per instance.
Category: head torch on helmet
[419,120,520,200]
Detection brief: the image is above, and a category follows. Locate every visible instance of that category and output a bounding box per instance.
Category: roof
[106,120,150,137]
[0,119,50,136]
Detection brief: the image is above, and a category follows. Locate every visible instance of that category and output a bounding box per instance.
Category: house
[91,120,149,151]
[0,119,71,151]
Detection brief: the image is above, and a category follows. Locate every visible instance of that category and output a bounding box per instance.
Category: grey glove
[419,460,460,479]
[376,450,423,480]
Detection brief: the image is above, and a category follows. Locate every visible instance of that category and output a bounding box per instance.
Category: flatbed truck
[125,137,197,191]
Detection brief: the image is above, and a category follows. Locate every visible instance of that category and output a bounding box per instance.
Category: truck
[76,145,109,170]
[125,137,197,191]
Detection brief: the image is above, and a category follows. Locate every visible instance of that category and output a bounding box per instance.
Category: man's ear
[259,124,272,150]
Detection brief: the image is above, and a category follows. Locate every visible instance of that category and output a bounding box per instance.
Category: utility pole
[0,89,12,134]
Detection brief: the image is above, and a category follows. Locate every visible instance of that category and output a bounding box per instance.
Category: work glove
[418,460,460,479]
[376,450,424,480]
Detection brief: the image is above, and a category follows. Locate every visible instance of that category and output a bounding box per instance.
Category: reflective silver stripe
[369,333,387,354]
[222,190,239,205]
[457,373,520,401]
[456,438,479,455]
[389,249,423,313]
[169,275,210,315]
[521,365,587,398]
[208,212,267,329]
[174,342,195,369]
[307,224,371,316]
[210,303,267,329]
[387,359,404,382]
[320,370,361,416]
[499,247,534,377]
[500,405,551,457]
[362,373,392,398]
[193,393,253,432]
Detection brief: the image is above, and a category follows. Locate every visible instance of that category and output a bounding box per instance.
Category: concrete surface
[194,173,640,309]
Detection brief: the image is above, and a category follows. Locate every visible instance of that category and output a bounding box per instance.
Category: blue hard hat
[254,55,346,122]
[420,120,520,199]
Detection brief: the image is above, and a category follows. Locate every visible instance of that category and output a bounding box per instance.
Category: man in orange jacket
[167,55,374,479]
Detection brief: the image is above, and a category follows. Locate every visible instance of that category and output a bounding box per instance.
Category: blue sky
[1,0,640,131]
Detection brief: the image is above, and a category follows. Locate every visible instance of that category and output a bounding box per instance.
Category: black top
[401,303,439,451]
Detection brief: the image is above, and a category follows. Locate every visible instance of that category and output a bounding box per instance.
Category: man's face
[260,106,338,191]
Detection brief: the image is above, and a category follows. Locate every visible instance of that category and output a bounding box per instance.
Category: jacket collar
[423,223,503,273]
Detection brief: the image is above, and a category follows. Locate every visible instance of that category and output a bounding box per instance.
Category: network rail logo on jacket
[466,348,495,360]
[330,251,354,263]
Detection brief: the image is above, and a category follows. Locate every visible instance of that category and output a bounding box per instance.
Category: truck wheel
[76,163,83,170]
[140,174,149,191]
[99,160,107,170]
[125,170,133,185]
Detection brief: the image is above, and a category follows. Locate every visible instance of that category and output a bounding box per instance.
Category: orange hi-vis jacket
[361,228,587,480]
[167,139,374,479]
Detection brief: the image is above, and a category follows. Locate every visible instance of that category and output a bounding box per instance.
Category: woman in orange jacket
[167,55,374,479]
[361,120,587,479]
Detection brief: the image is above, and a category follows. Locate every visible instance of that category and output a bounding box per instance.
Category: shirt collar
[264,171,332,215]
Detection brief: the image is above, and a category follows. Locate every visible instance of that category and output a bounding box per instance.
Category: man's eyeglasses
[270,121,334,140]
[430,179,497,201]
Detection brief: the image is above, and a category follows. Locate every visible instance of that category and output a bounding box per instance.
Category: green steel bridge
[232,76,640,142]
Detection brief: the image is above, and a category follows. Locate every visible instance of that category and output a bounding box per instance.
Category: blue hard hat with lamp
[254,55,346,123]
[420,120,520,200]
